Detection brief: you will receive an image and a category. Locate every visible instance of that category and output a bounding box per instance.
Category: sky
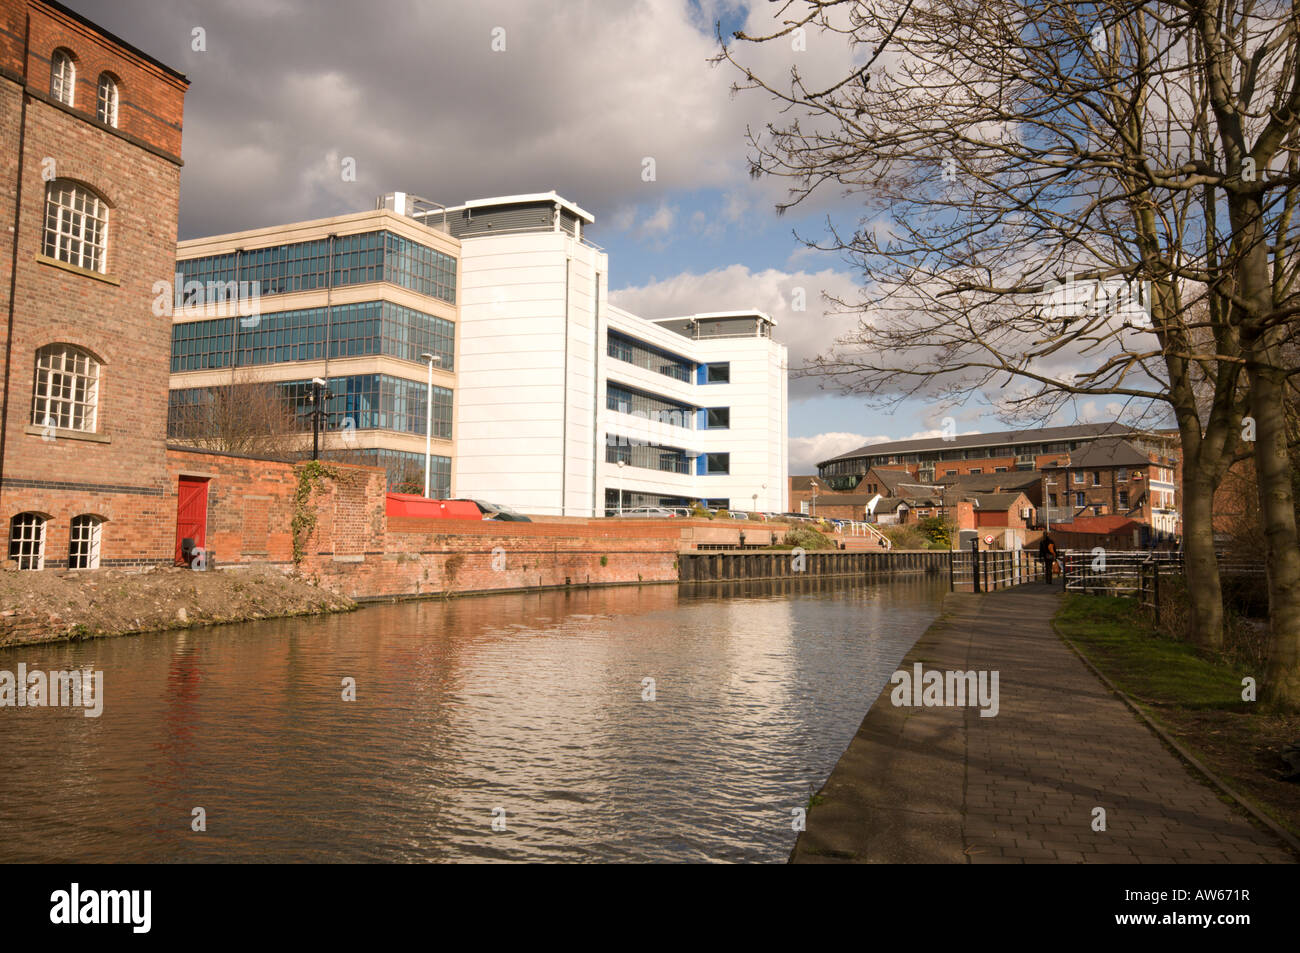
[65,0,1129,473]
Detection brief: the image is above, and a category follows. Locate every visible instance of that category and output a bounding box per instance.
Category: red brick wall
[0,0,186,567]
[159,450,684,599]
[18,0,187,159]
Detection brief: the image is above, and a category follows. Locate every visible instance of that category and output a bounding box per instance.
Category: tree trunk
[1180,459,1225,651]
[1249,358,1300,709]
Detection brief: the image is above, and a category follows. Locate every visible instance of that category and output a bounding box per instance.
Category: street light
[421,352,442,498]
[310,377,329,461]
[1044,478,1057,532]
[616,458,626,515]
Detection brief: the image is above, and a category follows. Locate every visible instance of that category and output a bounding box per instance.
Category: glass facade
[605,435,691,474]
[177,230,456,304]
[606,383,694,428]
[169,373,452,440]
[607,331,693,382]
[602,489,693,516]
[329,448,450,496]
[171,301,455,373]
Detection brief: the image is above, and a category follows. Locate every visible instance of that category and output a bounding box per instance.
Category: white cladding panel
[452,235,787,516]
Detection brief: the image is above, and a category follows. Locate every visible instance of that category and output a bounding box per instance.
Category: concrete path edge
[1051,619,1300,859]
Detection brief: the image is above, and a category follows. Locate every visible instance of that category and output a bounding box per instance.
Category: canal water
[0,575,946,863]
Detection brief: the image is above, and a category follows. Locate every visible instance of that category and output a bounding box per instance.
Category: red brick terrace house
[0,0,188,568]
[1038,437,1181,541]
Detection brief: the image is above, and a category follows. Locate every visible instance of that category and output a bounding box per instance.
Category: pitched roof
[943,471,1040,493]
[790,475,829,492]
[819,421,1138,466]
[969,492,1030,510]
[867,468,917,491]
[1066,438,1152,469]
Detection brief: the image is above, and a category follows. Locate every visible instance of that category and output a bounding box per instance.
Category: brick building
[0,0,188,568]
[1039,437,1181,539]
[816,422,1179,489]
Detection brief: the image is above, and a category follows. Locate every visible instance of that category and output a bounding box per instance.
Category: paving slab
[790,583,1295,864]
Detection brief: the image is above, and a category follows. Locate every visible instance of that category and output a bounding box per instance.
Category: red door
[175,477,209,564]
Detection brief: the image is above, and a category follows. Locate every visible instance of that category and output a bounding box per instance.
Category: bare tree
[721,0,1300,705]
[169,370,301,458]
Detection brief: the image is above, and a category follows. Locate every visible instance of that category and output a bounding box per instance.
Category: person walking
[1038,532,1061,583]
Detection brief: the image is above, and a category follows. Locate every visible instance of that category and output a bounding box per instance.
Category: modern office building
[413,192,787,516]
[168,196,460,495]
[1,0,189,568]
[167,190,789,515]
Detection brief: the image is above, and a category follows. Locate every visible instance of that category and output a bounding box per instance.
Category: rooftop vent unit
[376,192,449,232]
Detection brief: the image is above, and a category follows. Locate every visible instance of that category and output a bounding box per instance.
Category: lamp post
[310,377,329,461]
[421,352,442,498]
[1044,478,1057,532]
[617,458,626,514]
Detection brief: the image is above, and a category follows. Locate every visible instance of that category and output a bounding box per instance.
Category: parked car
[614,506,676,518]
[728,511,750,520]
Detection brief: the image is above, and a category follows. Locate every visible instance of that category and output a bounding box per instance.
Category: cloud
[63,0,855,239]
[788,432,887,474]
[787,425,988,473]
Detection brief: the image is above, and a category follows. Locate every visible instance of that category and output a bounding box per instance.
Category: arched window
[50,49,75,105]
[96,73,118,127]
[43,181,108,273]
[9,513,46,570]
[32,344,100,433]
[68,515,103,569]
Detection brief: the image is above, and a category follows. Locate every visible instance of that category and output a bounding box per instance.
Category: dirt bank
[0,565,356,648]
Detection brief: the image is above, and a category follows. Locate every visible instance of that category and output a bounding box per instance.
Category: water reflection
[0,576,945,863]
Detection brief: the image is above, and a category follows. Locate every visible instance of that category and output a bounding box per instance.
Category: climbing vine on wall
[292,461,339,566]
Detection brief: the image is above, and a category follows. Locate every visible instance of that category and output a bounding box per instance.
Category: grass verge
[1055,593,1300,841]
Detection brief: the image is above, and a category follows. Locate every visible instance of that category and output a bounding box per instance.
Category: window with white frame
[96,73,118,127]
[9,513,46,570]
[1073,471,1084,483]
[43,181,108,273]
[68,515,102,569]
[50,49,75,105]
[32,344,99,432]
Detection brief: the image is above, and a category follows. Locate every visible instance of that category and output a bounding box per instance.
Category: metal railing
[949,545,1045,592]
[1061,549,1182,595]
[831,519,893,549]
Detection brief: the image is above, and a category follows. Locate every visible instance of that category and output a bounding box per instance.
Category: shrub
[782,526,836,550]
[883,525,929,550]
[918,515,952,547]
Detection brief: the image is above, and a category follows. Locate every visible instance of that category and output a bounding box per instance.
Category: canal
[0,575,947,863]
